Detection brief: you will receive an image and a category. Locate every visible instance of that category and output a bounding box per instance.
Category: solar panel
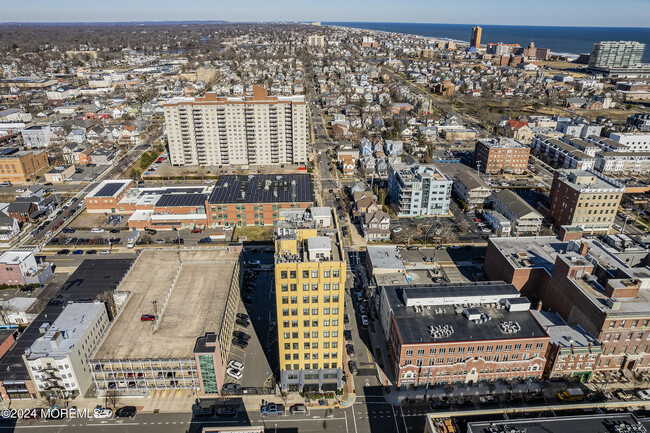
[209,174,313,204]
[95,182,128,197]
[156,193,207,207]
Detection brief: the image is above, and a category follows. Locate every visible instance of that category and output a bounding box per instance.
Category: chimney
[536,301,543,311]
[579,242,589,257]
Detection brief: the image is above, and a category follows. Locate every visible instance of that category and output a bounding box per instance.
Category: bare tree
[104,390,120,409]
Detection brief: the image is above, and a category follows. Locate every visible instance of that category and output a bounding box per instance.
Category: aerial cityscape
[0,3,649,433]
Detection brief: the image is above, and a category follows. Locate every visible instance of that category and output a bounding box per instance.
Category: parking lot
[222,250,277,394]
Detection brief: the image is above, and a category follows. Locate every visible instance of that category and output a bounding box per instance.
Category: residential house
[337,146,360,177]
[6,201,37,224]
[363,211,391,241]
[491,189,543,235]
[453,171,491,209]
[504,119,534,143]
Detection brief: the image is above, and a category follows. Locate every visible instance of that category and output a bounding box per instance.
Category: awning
[303,383,319,393]
[322,383,338,392]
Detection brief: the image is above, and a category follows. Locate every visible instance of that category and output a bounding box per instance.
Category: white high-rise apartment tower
[164,86,308,166]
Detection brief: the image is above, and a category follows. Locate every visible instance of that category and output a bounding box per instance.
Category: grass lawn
[233,226,274,242]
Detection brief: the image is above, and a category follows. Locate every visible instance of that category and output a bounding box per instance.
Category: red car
[191,229,202,233]
[474,218,481,222]
[141,314,156,321]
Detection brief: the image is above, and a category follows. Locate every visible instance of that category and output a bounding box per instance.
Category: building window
[405,350,413,357]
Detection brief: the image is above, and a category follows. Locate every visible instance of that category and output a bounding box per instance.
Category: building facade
[380,283,549,388]
[388,160,452,217]
[274,208,346,393]
[0,150,48,183]
[474,138,530,174]
[548,169,624,234]
[23,302,109,398]
[164,85,308,167]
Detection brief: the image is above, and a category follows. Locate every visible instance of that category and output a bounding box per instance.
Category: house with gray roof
[491,189,543,235]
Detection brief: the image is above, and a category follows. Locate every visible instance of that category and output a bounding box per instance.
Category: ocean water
[325,22,650,62]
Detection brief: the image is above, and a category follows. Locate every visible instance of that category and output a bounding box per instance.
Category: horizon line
[0,20,648,29]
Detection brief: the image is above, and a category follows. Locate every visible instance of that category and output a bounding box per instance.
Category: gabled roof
[506,119,529,130]
[493,189,541,219]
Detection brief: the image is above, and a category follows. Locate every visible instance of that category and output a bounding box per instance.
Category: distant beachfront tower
[470,26,482,49]
[308,35,326,47]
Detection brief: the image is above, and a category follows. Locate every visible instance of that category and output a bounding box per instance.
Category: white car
[91,228,104,233]
[637,389,650,400]
[361,315,369,326]
[93,408,113,419]
[392,227,402,233]
[226,367,243,380]
[228,360,244,370]
[223,226,232,231]
[15,188,25,193]
[99,250,111,255]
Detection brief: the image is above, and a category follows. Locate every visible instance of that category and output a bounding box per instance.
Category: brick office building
[379,282,549,388]
[474,138,530,174]
[84,179,134,213]
[0,150,48,183]
[547,169,624,234]
[485,234,650,375]
[207,174,314,228]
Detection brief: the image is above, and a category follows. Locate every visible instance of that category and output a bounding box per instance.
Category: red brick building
[207,174,314,228]
[379,283,549,388]
[84,179,134,213]
[474,138,530,174]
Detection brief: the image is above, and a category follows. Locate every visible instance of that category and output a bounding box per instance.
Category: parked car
[62,228,75,233]
[86,249,97,255]
[261,403,285,416]
[361,315,369,327]
[233,331,251,341]
[637,389,650,400]
[228,360,244,370]
[232,338,248,349]
[392,227,402,233]
[72,250,83,255]
[344,330,352,341]
[237,313,250,321]
[246,260,261,266]
[236,318,250,328]
[348,361,358,374]
[346,344,355,356]
[140,314,156,321]
[289,404,307,415]
[226,367,243,380]
[344,314,349,324]
[222,383,242,393]
[91,228,104,233]
[191,229,202,233]
[115,406,137,418]
[110,229,120,233]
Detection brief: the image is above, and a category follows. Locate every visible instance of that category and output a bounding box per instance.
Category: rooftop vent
[498,321,521,334]
[427,324,454,339]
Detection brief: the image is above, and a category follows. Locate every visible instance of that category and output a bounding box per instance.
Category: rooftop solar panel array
[156,193,207,207]
[208,174,313,204]
[95,182,129,197]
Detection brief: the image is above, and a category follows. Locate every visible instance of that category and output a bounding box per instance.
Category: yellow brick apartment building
[274,207,346,392]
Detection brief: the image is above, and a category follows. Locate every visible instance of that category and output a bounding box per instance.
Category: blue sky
[4,0,650,27]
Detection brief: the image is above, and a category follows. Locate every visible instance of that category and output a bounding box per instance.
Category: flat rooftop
[557,169,625,192]
[26,302,105,360]
[87,179,132,198]
[93,249,240,361]
[530,310,600,349]
[0,259,133,382]
[386,283,547,344]
[466,413,641,433]
[208,174,314,204]
[477,137,527,149]
[489,236,565,273]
